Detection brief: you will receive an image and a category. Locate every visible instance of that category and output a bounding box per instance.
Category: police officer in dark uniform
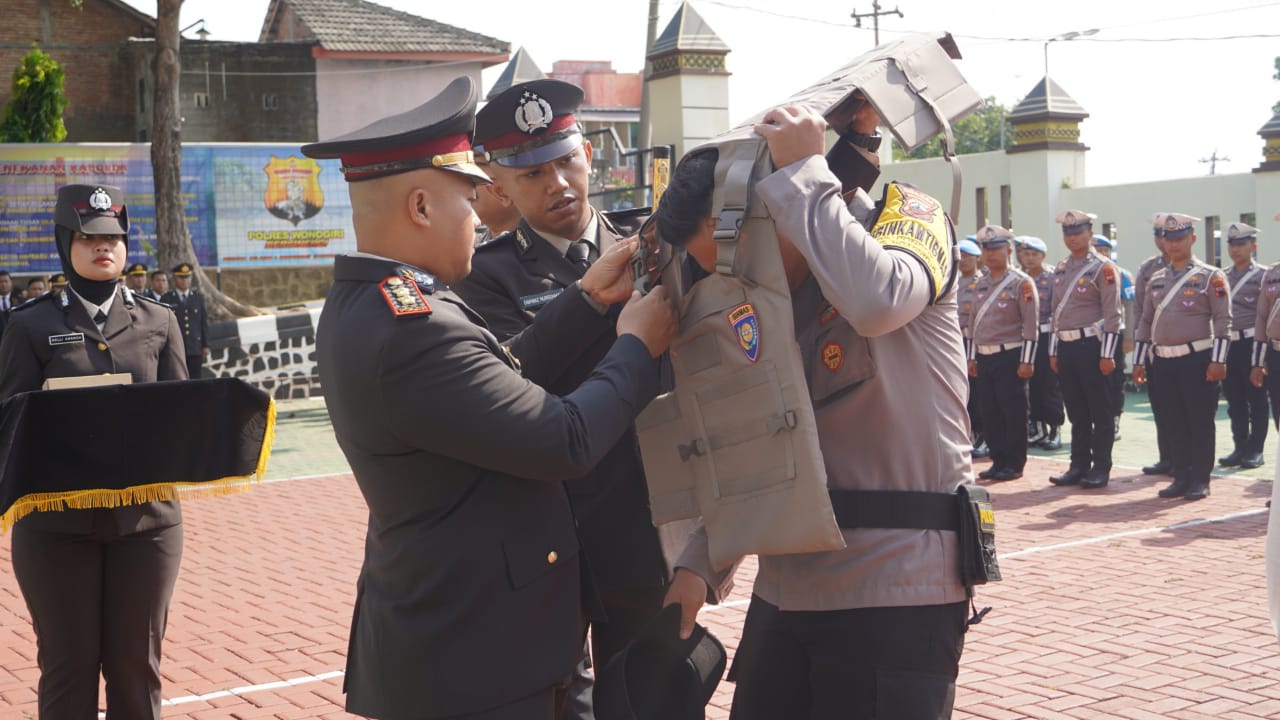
[124,261,150,295]
[454,79,672,681]
[968,225,1039,480]
[160,262,209,379]
[304,76,676,720]
[1019,235,1065,450]
[1132,213,1231,500]
[0,184,187,719]
[1048,210,1123,489]
[1220,222,1268,468]
[48,272,69,295]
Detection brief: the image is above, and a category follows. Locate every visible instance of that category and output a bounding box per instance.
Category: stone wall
[203,265,332,309]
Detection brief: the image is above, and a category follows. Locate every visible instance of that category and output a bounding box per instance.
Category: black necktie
[565,240,594,271]
[93,309,107,325]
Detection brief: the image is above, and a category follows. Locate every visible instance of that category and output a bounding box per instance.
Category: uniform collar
[534,211,599,256]
[70,285,116,321]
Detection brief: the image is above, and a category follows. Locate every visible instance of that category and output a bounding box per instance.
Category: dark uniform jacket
[160,288,209,357]
[455,210,671,594]
[0,287,187,534]
[317,255,660,719]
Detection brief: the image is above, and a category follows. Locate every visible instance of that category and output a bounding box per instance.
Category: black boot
[1219,449,1244,467]
[1158,477,1192,498]
[1142,460,1172,475]
[1028,421,1046,444]
[1038,426,1062,451]
[1050,466,1087,486]
[1183,481,1211,501]
[1080,467,1110,489]
[1241,450,1265,469]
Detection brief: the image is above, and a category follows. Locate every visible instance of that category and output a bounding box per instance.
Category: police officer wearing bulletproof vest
[454,78,673,691]
[1135,215,1176,476]
[1019,235,1065,450]
[0,184,187,718]
[1220,222,1268,469]
[1133,213,1231,500]
[968,225,1039,481]
[303,76,675,720]
[161,263,210,379]
[1048,210,1123,489]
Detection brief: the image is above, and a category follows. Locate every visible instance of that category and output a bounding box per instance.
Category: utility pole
[851,1,903,45]
[1199,150,1230,175]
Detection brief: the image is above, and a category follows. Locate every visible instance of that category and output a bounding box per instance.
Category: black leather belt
[828,489,959,531]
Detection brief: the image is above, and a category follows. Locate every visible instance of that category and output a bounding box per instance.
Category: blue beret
[1093,234,1115,249]
[958,239,981,257]
[1017,236,1047,253]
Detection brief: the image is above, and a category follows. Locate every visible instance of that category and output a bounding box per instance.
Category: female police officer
[0,184,188,719]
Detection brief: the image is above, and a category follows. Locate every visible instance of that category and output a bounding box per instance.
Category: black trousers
[1224,339,1270,454]
[1155,350,1219,485]
[186,354,204,380]
[11,513,183,720]
[728,596,967,720]
[976,348,1029,472]
[1057,336,1115,472]
[1267,348,1280,427]
[1147,357,1175,464]
[966,376,983,441]
[1029,331,1065,426]
[1106,330,1127,417]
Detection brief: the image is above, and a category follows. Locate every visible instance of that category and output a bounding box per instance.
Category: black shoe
[972,441,990,459]
[1037,426,1062,451]
[1183,482,1211,501]
[978,467,1001,480]
[1158,478,1192,498]
[991,468,1023,481]
[1219,450,1244,467]
[1050,467,1087,486]
[1080,468,1110,489]
[1142,460,1172,476]
[1240,452,1265,469]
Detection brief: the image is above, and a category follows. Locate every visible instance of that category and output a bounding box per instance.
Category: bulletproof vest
[636,32,978,572]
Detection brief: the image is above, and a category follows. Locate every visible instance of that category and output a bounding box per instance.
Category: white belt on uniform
[1232,328,1256,341]
[1152,338,1214,359]
[1038,322,1052,333]
[1056,326,1100,342]
[976,341,1022,356]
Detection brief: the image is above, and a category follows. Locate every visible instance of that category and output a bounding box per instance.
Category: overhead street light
[1043,28,1098,78]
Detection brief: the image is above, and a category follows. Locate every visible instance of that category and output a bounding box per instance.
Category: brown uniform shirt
[1048,252,1124,358]
[1134,259,1232,365]
[1226,261,1265,339]
[1033,267,1054,330]
[1251,263,1280,367]
[967,267,1039,363]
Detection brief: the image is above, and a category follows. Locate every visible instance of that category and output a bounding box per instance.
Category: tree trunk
[151,0,259,321]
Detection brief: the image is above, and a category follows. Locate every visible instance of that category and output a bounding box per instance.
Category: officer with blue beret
[1017,236,1064,450]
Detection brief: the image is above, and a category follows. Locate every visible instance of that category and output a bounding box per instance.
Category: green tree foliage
[0,45,68,143]
[892,97,1009,161]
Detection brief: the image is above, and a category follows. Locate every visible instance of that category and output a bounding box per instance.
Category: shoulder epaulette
[133,292,168,307]
[380,275,432,318]
[11,293,53,312]
[474,228,517,252]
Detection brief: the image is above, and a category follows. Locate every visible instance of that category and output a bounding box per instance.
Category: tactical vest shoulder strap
[709,141,767,275]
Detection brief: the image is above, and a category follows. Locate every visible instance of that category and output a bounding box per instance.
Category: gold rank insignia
[380,276,432,317]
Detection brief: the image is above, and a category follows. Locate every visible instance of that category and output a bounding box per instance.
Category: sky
[120,0,1280,187]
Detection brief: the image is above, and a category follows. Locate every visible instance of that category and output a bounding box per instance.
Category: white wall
[315,59,485,140]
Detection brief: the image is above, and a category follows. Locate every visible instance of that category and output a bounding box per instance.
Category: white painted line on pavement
[158,670,346,708]
[999,507,1269,560]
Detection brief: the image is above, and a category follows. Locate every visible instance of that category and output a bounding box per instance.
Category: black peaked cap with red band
[54,184,130,236]
[301,75,489,184]
[475,79,585,168]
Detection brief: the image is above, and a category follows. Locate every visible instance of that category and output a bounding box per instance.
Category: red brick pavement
[1,457,1277,719]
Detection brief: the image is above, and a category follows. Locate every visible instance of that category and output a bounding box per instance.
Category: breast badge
[380,276,432,317]
[822,342,844,372]
[728,303,760,363]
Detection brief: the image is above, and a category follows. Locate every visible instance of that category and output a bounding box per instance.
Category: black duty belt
[828,489,958,532]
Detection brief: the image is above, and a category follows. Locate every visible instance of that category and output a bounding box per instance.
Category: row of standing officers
[960,210,1271,501]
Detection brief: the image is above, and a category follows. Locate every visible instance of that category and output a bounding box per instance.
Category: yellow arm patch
[869,182,953,303]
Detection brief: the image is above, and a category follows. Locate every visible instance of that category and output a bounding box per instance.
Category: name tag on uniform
[520,289,563,310]
[48,333,84,346]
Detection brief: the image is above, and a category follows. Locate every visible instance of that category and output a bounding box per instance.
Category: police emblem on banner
[728,303,760,362]
[264,156,324,226]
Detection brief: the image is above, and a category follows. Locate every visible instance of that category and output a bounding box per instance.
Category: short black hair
[654,149,718,247]
[149,270,166,280]
[0,271,10,279]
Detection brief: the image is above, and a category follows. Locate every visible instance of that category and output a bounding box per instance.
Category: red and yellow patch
[1101,264,1116,285]
[819,302,840,325]
[1021,280,1035,303]
[380,276,432,317]
[1212,274,1227,298]
[822,342,844,372]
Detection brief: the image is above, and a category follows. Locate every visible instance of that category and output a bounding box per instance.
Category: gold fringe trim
[0,397,277,533]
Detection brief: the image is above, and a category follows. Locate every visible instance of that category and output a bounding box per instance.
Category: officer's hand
[581,238,639,305]
[1133,364,1147,385]
[663,568,708,640]
[1050,356,1059,374]
[617,287,677,358]
[1099,357,1116,376]
[967,359,977,378]
[1206,362,1226,382]
[849,96,881,135]
[1252,367,1267,388]
[754,105,827,170]
[1017,362,1034,379]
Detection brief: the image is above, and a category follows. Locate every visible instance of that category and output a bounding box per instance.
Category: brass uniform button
[97,342,107,351]
[546,551,558,564]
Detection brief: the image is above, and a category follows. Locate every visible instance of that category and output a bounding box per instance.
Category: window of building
[974,187,988,229]
[194,92,209,109]
[1204,216,1220,266]
[262,94,279,111]
[999,185,1012,229]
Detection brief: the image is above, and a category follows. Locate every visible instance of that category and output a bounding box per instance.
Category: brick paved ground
[1,392,1278,719]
